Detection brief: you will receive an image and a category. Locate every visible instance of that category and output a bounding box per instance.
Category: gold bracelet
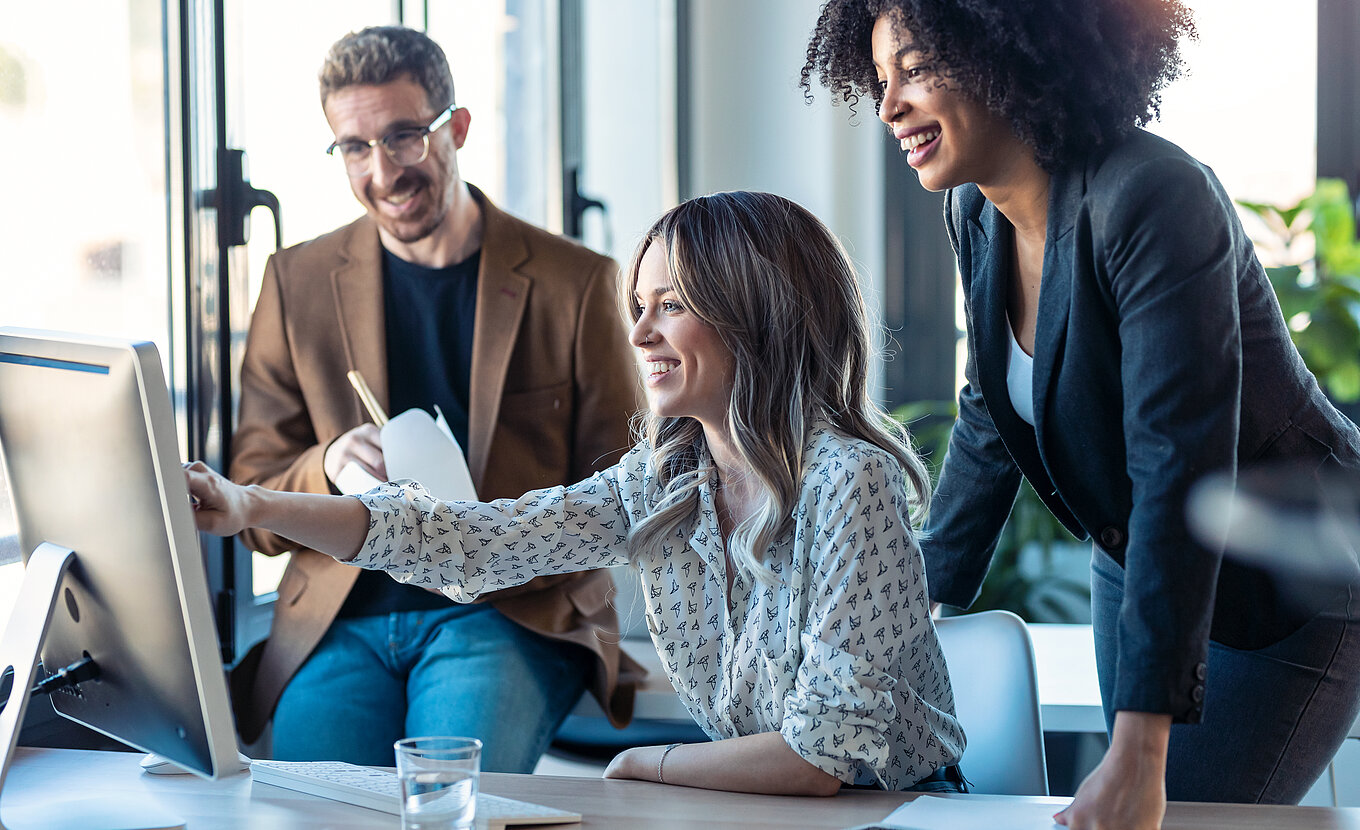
[657,742,682,784]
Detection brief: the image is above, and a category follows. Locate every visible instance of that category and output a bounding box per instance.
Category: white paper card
[332,408,478,502]
[876,795,1068,830]
[335,461,382,495]
[380,407,478,502]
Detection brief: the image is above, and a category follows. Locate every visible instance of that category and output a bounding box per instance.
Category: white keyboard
[250,759,581,828]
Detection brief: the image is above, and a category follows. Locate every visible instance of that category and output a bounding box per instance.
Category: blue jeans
[271,603,591,772]
[1091,548,1360,803]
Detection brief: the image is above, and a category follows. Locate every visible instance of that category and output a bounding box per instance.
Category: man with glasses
[228,25,641,771]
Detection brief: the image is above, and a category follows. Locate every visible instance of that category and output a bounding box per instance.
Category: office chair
[935,609,1050,796]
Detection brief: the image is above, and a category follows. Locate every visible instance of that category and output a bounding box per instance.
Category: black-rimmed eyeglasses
[326,107,456,176]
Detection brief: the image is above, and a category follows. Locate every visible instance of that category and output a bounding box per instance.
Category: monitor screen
[0,328,238,779]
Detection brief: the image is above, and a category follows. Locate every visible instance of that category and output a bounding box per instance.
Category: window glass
[426,0,556,228]
[236,1,554,331]
[1147,0,1317,207]
[580,0,679,265]
[234,0,403,312]
[0,1,169,589]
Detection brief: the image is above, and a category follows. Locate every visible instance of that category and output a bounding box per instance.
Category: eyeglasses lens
[335,132,430,176]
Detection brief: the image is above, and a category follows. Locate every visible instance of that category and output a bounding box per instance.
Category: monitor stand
[0,543,185,830]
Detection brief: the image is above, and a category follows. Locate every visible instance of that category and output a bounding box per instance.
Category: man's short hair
[319,26,454,113]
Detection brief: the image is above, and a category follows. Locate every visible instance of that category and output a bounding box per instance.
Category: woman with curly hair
[185,191,968,795]
[805,1,1360,827]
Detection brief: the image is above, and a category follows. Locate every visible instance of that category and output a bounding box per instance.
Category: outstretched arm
[185,461,368,561]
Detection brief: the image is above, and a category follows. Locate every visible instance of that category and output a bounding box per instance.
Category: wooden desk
[5,747,1359,829]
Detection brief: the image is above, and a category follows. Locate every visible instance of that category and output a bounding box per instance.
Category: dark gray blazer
[922,129,1360,723]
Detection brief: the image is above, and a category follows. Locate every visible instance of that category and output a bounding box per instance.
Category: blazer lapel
[966,200,1053,484]
[331,218,391,418]
[1030,166,1083,445]
[467,187,531,486]
[968,202,1024,436]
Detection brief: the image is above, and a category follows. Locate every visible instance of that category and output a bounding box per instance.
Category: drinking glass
[394,736,482,830]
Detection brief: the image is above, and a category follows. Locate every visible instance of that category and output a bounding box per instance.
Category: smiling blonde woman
[186,191,967,796]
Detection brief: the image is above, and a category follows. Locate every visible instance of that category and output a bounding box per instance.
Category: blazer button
[1195,662,1207,681]
[1186,707,1202,724]
[1099,526,1125,549]
[1191,684,1205,703]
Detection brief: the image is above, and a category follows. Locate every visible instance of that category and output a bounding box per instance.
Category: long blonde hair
[623,191,931,583]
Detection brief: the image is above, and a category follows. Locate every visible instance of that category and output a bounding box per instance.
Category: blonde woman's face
[628,244,734,433]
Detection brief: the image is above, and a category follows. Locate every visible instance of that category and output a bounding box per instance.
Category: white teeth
[647,361,675,376]
[901,129,941,152]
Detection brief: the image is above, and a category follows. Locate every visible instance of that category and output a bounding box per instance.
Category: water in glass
[401,769,476,830]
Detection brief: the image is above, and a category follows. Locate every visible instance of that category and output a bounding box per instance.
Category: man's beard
[370,169,448,244]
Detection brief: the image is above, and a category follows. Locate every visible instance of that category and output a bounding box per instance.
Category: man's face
[323,77,467,247]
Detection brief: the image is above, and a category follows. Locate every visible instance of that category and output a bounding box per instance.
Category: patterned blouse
[352,424,965,789]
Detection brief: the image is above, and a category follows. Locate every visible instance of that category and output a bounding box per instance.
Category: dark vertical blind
[881,138,958,411]
[1318,0,1360,197]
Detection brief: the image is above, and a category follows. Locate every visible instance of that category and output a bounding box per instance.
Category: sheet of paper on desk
[334,407,478,502]
[873,795,1066,829]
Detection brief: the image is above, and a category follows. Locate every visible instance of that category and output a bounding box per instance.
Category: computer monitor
[0,328,240,824]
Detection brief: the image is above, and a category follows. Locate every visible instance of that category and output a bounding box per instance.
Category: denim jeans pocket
[1089,545,1124,591]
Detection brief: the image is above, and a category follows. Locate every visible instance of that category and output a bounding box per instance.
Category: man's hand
[324,422,386,485]
[1054,711,1170,830]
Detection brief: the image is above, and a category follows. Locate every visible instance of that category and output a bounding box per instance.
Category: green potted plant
[1238,178,1360,405]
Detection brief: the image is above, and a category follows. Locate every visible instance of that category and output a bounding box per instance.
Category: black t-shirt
[337,247,480,619]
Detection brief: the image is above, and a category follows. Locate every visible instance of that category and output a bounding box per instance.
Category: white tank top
[1006,322,1035,426]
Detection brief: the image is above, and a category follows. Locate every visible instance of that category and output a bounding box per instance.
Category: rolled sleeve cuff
[777,634,901,788]
[351,480,475,602]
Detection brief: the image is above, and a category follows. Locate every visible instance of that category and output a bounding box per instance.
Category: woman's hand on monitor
[183,461,255,537]
[182,460,369,561]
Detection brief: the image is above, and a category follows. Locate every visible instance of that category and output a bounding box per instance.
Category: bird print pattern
[352,423,965,788]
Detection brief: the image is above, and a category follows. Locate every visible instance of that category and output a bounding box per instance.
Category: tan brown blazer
[228,186,644,743]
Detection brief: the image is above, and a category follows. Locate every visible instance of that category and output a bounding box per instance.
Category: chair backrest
[934,609,1049,796]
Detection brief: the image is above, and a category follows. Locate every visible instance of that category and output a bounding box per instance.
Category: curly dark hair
[801,0,1196,171]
